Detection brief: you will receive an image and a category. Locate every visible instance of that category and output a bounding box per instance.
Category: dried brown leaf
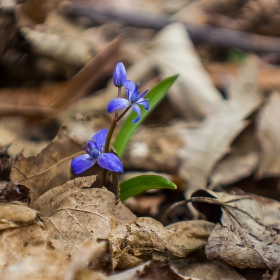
[146,23,222,121]
[33,176,96,217]
[191,190,280,270]
[36,179,135,257]
[0,37,121,117]
[178,55,263,195]
[171,251,245,280]
[10,126,84,205]
[256,91,280,178]
[110,218,214,269]
[0,202,40,230]
[210,123,259,186]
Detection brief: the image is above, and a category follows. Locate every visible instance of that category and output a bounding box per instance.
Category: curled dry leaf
[178,55,263,195]
[256,91,280,178]
[110,260,194,280]
[109,218,214,269]
[10,127,83,205]
[191,189,280,270]
[34,177,135,257]
[0,37,121,117]
[0,224,48,270]
[146,22,222,121]
[0,202,41,230]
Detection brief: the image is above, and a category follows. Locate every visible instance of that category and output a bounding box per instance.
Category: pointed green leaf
[113,74,179,157]
[120,175,177,201]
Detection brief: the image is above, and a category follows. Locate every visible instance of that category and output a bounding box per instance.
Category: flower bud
[113,62,127,87]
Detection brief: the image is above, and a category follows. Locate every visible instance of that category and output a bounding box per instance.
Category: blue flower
[71,129,123,174]
[113,62,127,87]
[107,80,149,123]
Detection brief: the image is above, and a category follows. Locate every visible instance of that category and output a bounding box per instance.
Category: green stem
[101,105,131,187]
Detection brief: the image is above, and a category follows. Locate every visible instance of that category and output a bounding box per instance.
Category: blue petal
[71,154,96,174]
[130,87,140,103]
[138,89,149,99]
[86,140,99,152]
[123,80,135,100]
[113,62,127,87]
[92,129,108,148]
[135,98,149,110]
[108,98,130,113]
[132,104,141,123]
[97,153,123,173]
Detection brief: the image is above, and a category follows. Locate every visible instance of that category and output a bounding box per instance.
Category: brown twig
[59,2,280,54]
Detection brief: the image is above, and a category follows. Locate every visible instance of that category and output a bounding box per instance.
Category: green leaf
[113,74,179,157]
[120,175,177,201]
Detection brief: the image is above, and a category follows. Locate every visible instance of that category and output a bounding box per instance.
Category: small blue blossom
[113,62,127,87]
[71,129,123,174]
[108,80,149,123]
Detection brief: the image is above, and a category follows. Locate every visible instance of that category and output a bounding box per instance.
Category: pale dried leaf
[0,0,16,12]
[146,22,222,121]
[0,202,40,230]
[192,190,280,270]
[256,91,280,178]
[20,27,97,67]
[178,56,263,194]
[2,247,108,280]
[110,218,214,269]
[0,224,48,270]
[210,123,259,186]
[10,127,84,205]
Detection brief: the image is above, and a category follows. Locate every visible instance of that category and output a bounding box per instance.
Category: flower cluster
[108,63,150,123]
[71,62,150,175]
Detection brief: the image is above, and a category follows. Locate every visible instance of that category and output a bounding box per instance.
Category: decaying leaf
[191,189,280,270]
[0,202,41,230]
[256,91,280,178]
[146,22,222,121]
[10,127,84,205]
[0,223,48,270]
[110,217,214,269]
[178,55,263,195]
[0,37,121,117]
[111,260,194,280]
[210,123,259,186]
[171,250,245,280]
[35,178,135,257]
